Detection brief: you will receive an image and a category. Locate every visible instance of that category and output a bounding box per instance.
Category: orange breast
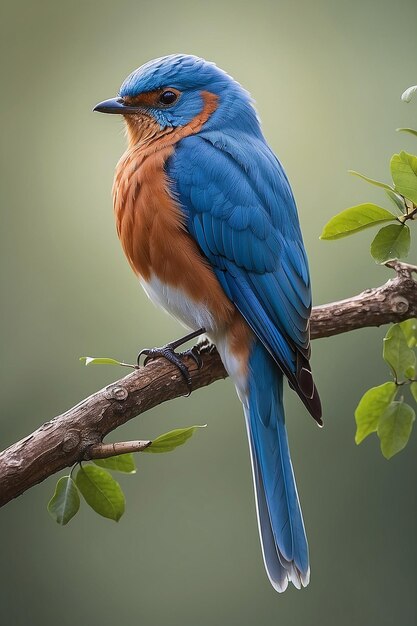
[112,91,235,328]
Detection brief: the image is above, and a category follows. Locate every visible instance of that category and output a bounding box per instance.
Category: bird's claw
[137,341,203,396]
[181,346,203,370]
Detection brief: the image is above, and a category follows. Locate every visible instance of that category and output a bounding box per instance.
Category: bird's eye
[158,90,178,106]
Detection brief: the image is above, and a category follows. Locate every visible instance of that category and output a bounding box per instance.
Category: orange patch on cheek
[123,88,181,108]
[123,90,218,150]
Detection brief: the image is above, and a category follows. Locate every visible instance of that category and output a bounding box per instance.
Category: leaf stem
[397,207,417,223]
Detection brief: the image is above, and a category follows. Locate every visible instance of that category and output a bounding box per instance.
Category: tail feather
[243,340,310,591]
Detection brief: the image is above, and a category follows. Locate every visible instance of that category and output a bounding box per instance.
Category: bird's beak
[93,97,141,115]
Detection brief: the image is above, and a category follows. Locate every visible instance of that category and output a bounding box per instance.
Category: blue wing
[167,132,321,420]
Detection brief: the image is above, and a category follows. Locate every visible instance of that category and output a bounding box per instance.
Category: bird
[94,54,322,592]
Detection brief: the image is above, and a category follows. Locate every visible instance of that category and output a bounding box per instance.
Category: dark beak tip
[93,97,124,115]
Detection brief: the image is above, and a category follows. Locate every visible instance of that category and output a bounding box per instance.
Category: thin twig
[86,440,152,459]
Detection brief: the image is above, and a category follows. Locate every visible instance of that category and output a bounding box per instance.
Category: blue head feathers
[120,54,229,95]
[117,54,260,134]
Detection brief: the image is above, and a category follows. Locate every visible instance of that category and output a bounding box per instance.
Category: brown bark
[0,261,416,508]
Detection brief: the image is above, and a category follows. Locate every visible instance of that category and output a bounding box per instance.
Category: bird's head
[94,54,259,145]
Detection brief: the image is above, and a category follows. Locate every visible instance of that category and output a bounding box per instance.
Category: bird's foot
[137,328,206,395]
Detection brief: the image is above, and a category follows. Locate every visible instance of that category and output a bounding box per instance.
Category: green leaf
[144,425,206,453]
[401,85,417,103]
[354,382,397,444]
[93,453,136,474]
[370,224,410,264]
[390,151,417,205]
[385,189,405,213]
[410,382,417,404]
[47,476,80,526]
[399,318,417,348]
[80,356,122,366]
[383,324,416,381]
[75,465,125,521]
[405,365,416,379]
[396,128,417,138]
[348,170,394,191]
[377,401,415,459]
[320,204,396,240]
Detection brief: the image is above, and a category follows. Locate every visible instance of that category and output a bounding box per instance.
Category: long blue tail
[244,340,310,591]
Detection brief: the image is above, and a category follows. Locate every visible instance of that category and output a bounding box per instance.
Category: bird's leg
[137,328,206,395]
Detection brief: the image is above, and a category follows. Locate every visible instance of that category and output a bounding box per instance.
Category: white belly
[140,274,249,397]
[140,275,216,333]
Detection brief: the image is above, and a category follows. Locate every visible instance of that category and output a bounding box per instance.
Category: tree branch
[310,261,417,339]
[1,262,416,508]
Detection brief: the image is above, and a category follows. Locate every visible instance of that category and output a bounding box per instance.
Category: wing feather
[167,134,321,420]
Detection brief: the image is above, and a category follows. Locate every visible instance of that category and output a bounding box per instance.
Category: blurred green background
[1,0,416,624]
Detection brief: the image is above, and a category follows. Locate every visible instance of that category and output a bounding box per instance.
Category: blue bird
[94,54,322,592]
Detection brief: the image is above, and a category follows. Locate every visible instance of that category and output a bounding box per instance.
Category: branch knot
[62,430,81,452]
[105,385,129,401]
[389,295,409,314]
